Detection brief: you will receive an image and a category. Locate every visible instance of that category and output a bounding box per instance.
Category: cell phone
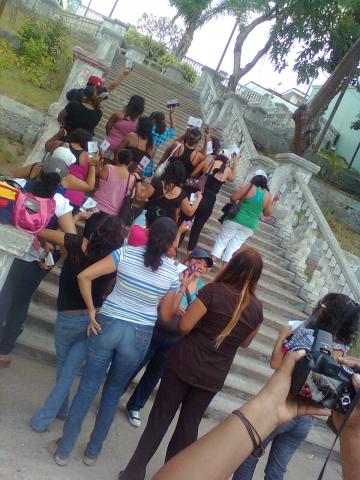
[125,58,134,69]
[280,184,287,194]
[139,155,151,170]
[100,139,110,152]
[80,197,98,212]
[182,263,201,277]
[187,116,202,129]
[166,99,180,108]
[87,141,98,154]
[229,144,240,156]
[206,140,213,155]
[44,252,55,267]
[189,193,197,205]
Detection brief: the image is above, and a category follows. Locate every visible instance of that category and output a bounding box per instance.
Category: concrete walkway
[0,355,341,480]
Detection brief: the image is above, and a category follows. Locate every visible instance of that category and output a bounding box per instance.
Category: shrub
[123,26,167,61]
[15,15,71,89]
[0,39,18,71]
[158,52,197,85]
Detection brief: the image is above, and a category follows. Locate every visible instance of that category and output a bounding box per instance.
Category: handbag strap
[235,184,253,206]
[185,287,192,308]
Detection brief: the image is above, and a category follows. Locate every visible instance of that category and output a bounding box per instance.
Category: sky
[85,0,328,94]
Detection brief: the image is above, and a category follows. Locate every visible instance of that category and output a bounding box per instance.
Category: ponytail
[215,280,250,348]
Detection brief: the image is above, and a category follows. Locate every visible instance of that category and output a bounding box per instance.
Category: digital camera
[290,329,355,413]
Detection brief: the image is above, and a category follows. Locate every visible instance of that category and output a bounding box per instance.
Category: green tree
[170,0,228,59]
[267,0,360,156]
[137,13,184,50]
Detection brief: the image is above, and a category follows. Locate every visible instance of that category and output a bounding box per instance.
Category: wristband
[232,409,264,458]
[136,178,142,183]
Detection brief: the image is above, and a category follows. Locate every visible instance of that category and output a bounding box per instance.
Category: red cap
[87,76,104,88]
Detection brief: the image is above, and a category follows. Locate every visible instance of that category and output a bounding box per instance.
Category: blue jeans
[31,312,89,432]
[233,416,312,480]
[56,314,153,460]
[126,327,181,412]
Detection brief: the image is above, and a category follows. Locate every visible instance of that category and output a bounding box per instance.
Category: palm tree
[170,0,228,59]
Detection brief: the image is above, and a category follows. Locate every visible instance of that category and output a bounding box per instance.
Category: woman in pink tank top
[106,95,145,152]
[45,128,99,209]
[93,149,136,215]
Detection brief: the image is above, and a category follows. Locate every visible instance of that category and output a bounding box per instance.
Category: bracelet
[135,178,142,183]
[232,409,264,458]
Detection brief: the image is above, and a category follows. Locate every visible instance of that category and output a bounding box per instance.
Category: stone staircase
[14,51,338,459]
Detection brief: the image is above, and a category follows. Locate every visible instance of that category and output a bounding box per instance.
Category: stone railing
[235,85,263,104]
[263,112,294,130]
[196,67,221,121]
[182,57,204,77]
[271,155,360,303]
[53,8,101,36]
[76,4,104,23]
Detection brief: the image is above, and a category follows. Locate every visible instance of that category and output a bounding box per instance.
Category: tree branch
[237,36,272,79]
[307,37,360,119]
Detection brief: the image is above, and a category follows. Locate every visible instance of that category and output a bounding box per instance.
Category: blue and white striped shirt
[100,246,179,326]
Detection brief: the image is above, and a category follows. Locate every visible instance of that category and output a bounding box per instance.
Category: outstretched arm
[154,350,330,480]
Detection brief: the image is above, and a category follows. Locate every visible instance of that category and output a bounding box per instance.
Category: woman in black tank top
[187,150,235,253]
[116,116,155,170]
[170,128,205,178]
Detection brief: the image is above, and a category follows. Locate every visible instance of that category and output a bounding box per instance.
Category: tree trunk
[173,21,197,60]
[228,10,275,92]
[291,37,360,156]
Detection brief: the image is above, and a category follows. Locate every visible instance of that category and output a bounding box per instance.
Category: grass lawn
[0,68,59,112]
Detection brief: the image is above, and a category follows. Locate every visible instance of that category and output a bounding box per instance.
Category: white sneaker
[127,409,141,428]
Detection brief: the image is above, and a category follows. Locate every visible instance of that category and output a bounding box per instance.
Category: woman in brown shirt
[120,247,264,480]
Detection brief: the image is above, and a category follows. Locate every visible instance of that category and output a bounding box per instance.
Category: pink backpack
[12,192,56,248]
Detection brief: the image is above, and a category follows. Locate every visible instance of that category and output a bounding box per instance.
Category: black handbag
[118,174,135,226]
[218,185,252,224]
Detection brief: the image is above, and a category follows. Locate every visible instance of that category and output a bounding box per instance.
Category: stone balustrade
[274,170,360,304]
[235,85,263,104]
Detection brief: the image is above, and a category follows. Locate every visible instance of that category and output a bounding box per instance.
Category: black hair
[145,207,169,228]
[161,160,186,189]
[125,95,145,121]
[66,216,125,269]
[67,128,92,151]
[250,175,269,191]
[31,171,61,198]
[116,149,134,166]
[150,111,166,135]
[185,128,201,146]
[313,293,360,346]
[144,217,177,271]
[211,137,221,155]
[137,115,154,151]
[82,85,101,108]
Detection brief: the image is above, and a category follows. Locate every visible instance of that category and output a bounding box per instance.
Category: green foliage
[15,15,71,88]
[319,149,347,175]
[169,0,213,22]
[123,26,167,62]
[351,112,360,130]
[137,13,183,50]
[269,0,360,85]
[0,39,18,71]
[158,52,197,85]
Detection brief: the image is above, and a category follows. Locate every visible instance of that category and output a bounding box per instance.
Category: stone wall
[0,95,45,145]
[309,178,360,234]
[244,117,291,154]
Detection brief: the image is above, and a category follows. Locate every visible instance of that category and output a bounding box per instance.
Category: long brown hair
[214,247,263,348]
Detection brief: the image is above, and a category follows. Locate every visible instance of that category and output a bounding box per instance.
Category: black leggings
[122,368,216,480]
[0,258,49,354]
[188,192,217,251]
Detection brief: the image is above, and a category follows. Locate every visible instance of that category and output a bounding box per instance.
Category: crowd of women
[0,68,359,480]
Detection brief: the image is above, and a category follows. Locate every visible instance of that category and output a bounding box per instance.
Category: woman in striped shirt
[49,217,193,466]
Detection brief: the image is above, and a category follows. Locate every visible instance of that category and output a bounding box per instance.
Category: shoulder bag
[154,143,182,178]
[218,184,252,224]
[118,174,136,226]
